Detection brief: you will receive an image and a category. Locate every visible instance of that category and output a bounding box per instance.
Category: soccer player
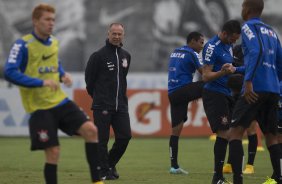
[224,74,259,175]
[202,20,241,184]
[228,0,282,183]
[223,45,258,175]
[4,4,103,184]
[167,32,205,174]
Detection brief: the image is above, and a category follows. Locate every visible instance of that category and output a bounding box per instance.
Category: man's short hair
[186,31,203,44]
[109,23,124,29]
[233,44,244,67]
[243,0,264,16]
[32,3,55,20]
[222,20,241,35]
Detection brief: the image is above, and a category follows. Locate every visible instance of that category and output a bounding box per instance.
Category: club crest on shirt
[122,58,128,68]
[38,130,49,142]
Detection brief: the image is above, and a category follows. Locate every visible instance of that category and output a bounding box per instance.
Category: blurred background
[1,0,282,73]
[0,0,281,136]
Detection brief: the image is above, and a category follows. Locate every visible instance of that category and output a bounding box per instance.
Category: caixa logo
[0,98,29,127]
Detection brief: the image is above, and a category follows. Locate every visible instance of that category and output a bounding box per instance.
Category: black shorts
[231,92,279,135]
[169,81,204,127]
[29,101,89,151]
[202,89,234,133]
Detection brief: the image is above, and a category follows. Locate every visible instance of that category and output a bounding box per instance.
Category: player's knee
[277,134,282,143]
[45,146,60,163]
[265,133,278,147]
[79,121,98,142]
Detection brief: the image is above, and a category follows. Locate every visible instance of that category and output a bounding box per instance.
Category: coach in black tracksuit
[85,23,131,180]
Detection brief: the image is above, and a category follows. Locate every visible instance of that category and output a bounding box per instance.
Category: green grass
[0,137,271,184]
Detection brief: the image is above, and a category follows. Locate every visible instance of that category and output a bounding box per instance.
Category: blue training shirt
[4,32,66,88]
[168,45,202,94]
[242,17,282,94]
[202,35,234,96]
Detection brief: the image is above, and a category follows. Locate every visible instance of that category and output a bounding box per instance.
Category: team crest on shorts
[122,58,128,68]
[38,130,49,142]
[221,115,228,125]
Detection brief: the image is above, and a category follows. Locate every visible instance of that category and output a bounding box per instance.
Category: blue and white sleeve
[276,38,282,81]
[202,43,217,65]
[241,23,261,81]
[4,39,43,87]
[58,60,66,79]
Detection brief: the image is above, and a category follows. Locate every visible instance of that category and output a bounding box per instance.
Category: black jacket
[85,40,131,111]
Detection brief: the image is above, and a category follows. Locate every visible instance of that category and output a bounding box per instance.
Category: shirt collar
[32,31,52,45]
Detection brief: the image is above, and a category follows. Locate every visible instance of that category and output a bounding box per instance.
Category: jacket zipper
[115,48,120,111]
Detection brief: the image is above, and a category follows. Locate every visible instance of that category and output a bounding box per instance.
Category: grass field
[0,137,271,184]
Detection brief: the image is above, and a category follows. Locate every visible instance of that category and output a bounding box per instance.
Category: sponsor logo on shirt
[242,24,255,40]
[204,44,215,62]
[38,66,58,73]
[106,61,115,71]
[170,52,185,59]
[262,62,276,69]
[195,52,203,65]
[42,53,56,61]
[260,27,277,39]
[8,43,22,63]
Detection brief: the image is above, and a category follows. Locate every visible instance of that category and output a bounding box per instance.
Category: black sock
[268,144,282,183]
[229,140,243,184]
[213,136,228,180]
[169,135,179,168]
[227,145,231,164]
[85,142,101,182]
[44,163,57,184]
[247,134,258,165]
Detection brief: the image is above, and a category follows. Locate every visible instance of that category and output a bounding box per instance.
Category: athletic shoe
[110,167,119,179]
[101,170,117,180]
[242,139,248,145]
[93,181,104,184]
[209,134,216,141]
[262,177,277,184]
[212,177,232,184]
[243,164,254,174]
[257,146,265,151]
[222,163,232,174]
[169,167,188,174]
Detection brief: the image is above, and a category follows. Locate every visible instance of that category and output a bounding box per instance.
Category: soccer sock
[247,134,258,165]
[213,136,228,180]
[169,135,179,169]
[271,143,282,180]
[44,163,57,184]
[85,142,101,182]
[229,139,243,184]
[268,144,282,183]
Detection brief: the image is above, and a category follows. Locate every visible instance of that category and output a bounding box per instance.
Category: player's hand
[43,79,59,91]
[61,72,73,87]
[221,63,235,74]
[243,81,258,104]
